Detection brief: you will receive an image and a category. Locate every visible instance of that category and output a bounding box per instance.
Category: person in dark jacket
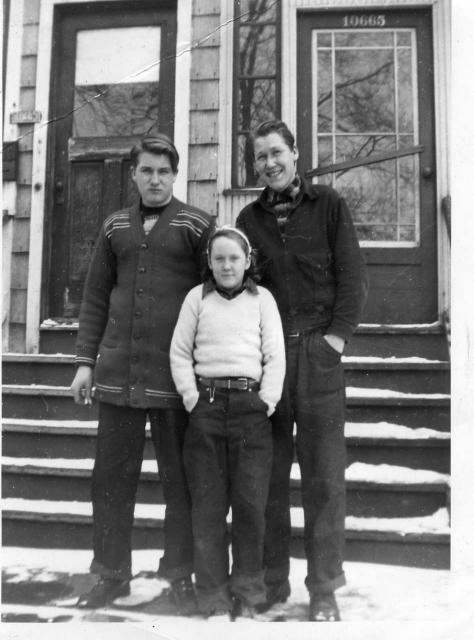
[236,120,368,622]
[70,134,215,610]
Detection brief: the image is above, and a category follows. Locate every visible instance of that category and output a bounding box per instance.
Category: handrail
[305,145,424,178]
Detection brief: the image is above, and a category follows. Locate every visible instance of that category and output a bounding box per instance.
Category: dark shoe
[168,576,197,615]
[254,579,291,613]
[77,577,130,609]
[232,598,285,622]
[309,592,341,621]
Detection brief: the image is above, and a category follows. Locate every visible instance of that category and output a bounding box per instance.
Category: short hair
[130,134,179,172]
[250,120,296,152]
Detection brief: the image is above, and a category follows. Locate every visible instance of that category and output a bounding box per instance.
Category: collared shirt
[202,277,258,300]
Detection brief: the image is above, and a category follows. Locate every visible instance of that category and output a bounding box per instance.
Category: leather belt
[198,377,259,391]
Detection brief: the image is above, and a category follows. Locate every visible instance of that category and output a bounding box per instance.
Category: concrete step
[1,498,450,569]
[348,323,449,359]
[2,457,449,519]
[2,384,451,429]
[38,321,450,360]
[3,352,450,395]
[343,357,450,394]
[345,422,450,473]
[345,388,450,430]
[2,418,451,472]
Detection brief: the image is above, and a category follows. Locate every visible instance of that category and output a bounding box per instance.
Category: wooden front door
[46,1,176,319]
[297,8,437,323]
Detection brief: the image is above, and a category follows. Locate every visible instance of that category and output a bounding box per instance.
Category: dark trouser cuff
[305,571,346,595]
[90,558,132,581]
[157,557,194,583]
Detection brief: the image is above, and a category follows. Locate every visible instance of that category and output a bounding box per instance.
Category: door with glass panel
[46,2,176,318]
[297,9,437,323]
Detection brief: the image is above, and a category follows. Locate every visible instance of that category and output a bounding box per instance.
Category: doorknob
[422,166,434,179]
[55,178,65,204]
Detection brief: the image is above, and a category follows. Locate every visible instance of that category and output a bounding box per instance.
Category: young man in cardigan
[71,135,215,610]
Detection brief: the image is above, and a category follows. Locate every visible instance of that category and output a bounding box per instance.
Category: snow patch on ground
[2,546,471,632]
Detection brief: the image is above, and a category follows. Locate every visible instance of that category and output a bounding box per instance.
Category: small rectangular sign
[10,110,42,124]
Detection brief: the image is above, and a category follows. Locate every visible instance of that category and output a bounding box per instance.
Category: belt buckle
[237,377,248,390]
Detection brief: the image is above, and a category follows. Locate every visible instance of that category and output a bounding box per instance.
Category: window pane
[336,134,396,161]
[238,78,276,132]
[73,27,161,138]
[239,25,276,75]
[237,0,277,23]
[235,133,259,187]
[317,50,332,133]
[335,32,394,47]
[335,49,395,132]
[397,48,414,132]
[317,33,332,48]
[397,31,411,46]
[337,161,397,227]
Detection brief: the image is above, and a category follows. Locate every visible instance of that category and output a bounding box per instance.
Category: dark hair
[208,227,251,258]
[204,227,258,281]
[130,135,179,172]
[250,120,296,152]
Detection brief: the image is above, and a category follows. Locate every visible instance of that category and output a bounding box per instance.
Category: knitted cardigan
[75,198,215,408]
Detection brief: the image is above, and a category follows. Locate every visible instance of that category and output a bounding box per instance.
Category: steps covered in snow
[2,322,451,567]
[1,497,450,569]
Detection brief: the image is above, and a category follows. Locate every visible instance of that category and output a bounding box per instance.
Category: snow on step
[345,421,450,440]
[358,322,441,330]
[2,418,98,429]
[342,356,445,364]
[2,498,165,520]
[344,508,450,535]
[289,506,449,534]
[345,462,449,485]
[346,387,450,400]
[2,384,71,395]
[289,462,449,485]
[2,456,158,473]
[3,499,450,536]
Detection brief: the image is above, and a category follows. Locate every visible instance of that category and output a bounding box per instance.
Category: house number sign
[342,15,387,27]
[10,110,42,124]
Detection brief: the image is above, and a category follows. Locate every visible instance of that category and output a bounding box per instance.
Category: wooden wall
[7,0,40,351]
[188,0,220,216]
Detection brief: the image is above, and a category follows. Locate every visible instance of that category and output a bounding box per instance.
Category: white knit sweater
[170,284,285,415]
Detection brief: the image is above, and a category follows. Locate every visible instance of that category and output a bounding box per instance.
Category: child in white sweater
[170,227,285,619]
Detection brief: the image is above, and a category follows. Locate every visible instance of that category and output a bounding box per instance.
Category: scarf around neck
[266,174,302,235]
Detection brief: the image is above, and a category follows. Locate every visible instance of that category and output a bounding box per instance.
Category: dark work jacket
[236,179,368,340]
[75,198,215,408]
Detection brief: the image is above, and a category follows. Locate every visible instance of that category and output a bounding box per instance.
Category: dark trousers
[183,388,273,614]
[264,330,347,595]
[90,401,193,582]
